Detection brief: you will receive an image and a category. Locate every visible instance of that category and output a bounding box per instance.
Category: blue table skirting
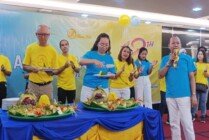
[0,103,164,140]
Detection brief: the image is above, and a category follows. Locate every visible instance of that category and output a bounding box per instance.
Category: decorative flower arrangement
[8,92,76,118]
[83,87,141,111]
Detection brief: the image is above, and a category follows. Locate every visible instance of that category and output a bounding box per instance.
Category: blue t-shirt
[160,54,196,98]
[82,51,116,88]
[134,59,151,76]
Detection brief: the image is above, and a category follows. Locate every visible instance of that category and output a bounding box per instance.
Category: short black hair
[198,46,207,52]
[59,39,69,48]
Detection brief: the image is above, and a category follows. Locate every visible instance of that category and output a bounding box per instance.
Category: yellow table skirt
[33,122,143,140]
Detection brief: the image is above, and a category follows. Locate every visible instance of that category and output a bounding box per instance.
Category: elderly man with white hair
[23,24,58,99]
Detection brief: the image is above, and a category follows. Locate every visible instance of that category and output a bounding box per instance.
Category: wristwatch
[166,62,171,68]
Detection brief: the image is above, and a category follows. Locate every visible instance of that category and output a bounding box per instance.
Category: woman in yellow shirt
[191,50,209,123]
[110,46,137,99]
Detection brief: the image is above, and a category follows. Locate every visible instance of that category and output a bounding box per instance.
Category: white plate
[105,64,115,68]
[94,73,115,78]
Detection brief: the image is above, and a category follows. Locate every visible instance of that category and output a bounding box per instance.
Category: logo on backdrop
[123,37,155,57]
[67,28,91,39]
[14,55,23,69]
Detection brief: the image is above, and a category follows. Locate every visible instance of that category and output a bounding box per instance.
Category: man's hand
[1,65,5,72]
[31,67,39,73]
[1,64,11,76]
[166,54,176,67]
[70,61,76,69]
[170,54,176,61]
[45,69,54,76]
[191,94,198,107]
[64,61,70,69]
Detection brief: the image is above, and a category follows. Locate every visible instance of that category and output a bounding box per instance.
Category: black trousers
[130,86,135,99]
[58,87,76,104]
[0,82,7,108]
[160,91,169,120]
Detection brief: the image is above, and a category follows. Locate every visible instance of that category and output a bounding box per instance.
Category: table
[0,103,164,140]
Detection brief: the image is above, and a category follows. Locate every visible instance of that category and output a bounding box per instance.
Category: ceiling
[1,0,209,29]
[78,0,209,19]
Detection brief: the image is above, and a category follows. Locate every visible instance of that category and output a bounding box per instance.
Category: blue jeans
[192,91,208,116]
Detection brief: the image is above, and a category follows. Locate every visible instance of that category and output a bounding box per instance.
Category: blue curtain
[0,103,164,140]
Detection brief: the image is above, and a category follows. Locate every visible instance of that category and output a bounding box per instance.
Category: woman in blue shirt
[79,33,115,102]
[134,47,157,109]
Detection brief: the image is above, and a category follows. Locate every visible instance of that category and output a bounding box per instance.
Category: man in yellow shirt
[23,25,58,99]
[0,54,12,107]
[55,39,80,104]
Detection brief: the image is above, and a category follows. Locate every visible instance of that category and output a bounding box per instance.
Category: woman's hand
[93,60,103,68]
[121,64,125,72]
[151,60,158,67]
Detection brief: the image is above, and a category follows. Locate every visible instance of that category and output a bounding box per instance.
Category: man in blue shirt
[159,36,197,140]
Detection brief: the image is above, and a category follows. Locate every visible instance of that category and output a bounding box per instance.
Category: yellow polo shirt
[23,42,58,83]
[57,54,79,90]
[195,62,208,85]
[110,60,135,88]
[160,77,166,92]
[0,55,12,82]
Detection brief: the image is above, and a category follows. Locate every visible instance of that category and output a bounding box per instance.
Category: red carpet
[163,111,209,140]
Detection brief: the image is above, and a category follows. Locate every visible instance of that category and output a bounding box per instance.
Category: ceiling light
[188,29,194,32]
[81,13,88,18]
[200,27,206,30]
[1,0,209,28]
[192,7,202,12]
[145,21,151,24]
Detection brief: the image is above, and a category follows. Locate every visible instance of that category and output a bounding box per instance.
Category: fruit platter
[83,87,141,111]
[8,92,76,121]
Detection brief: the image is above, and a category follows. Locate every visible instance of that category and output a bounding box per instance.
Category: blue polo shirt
[134,59,151,76]
[160,54,196,98]
[82,51,116,88]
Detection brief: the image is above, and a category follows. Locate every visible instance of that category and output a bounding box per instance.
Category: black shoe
[201,116,206,123]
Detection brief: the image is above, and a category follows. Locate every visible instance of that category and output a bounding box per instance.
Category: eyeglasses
[36,33,50,37]
[98,43,109,47]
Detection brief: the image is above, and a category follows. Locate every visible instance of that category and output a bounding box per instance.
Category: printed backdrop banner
[0,10,162,102]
